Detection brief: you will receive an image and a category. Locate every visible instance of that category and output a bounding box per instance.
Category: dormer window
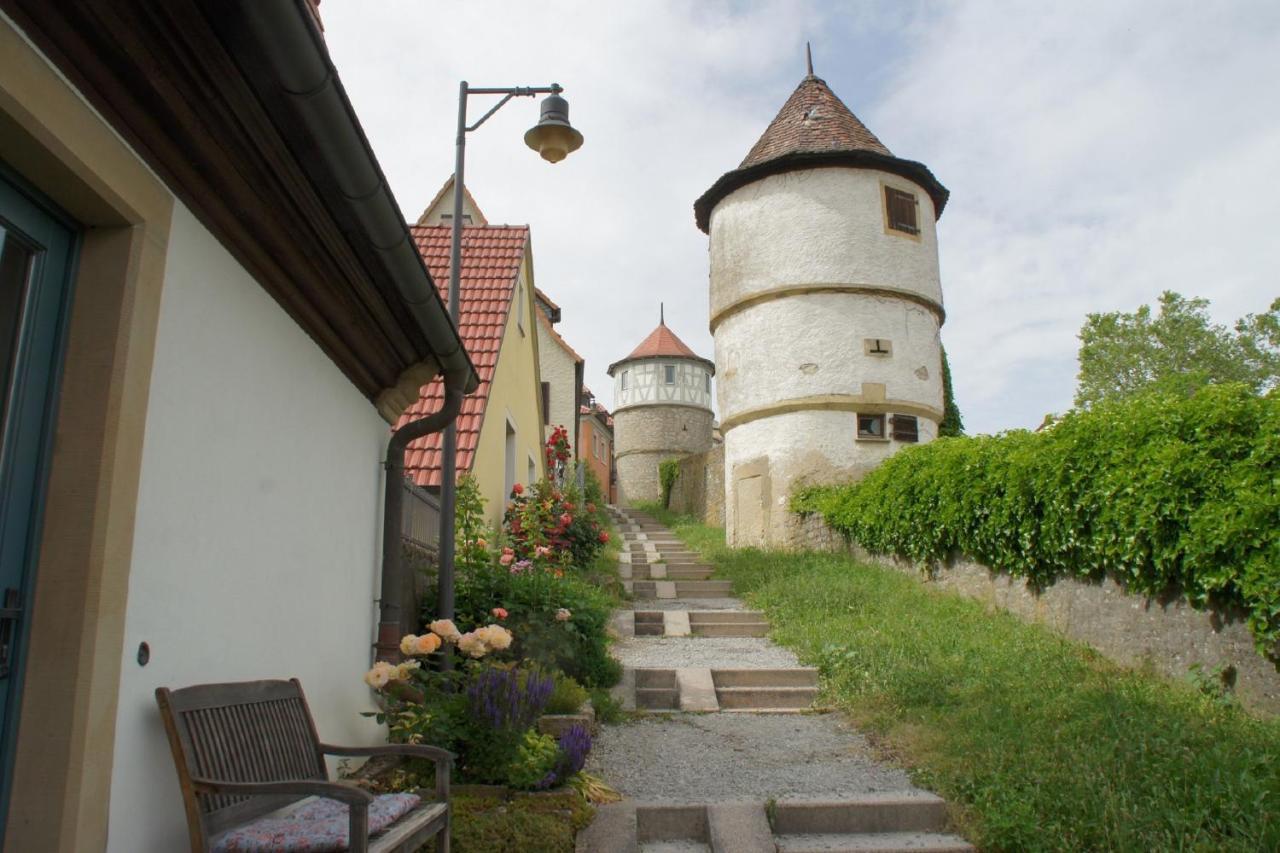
[664,365,676,385]
[884,186,919,236]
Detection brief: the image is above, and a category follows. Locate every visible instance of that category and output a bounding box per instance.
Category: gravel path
[611,635,801,669]
[586,714,915,802]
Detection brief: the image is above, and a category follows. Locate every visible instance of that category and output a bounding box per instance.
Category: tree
[1074,291,1279,407]
[940,345,964,436]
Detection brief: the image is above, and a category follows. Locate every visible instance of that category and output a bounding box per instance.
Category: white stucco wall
[537,323,579,452]
[708,167,941,317]
[715,291,942,417]
[613,357,714,412]
[708,165,945,547]
[107,204,390,852]
[723,409,937,545]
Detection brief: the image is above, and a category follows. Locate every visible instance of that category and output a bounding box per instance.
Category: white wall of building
[708,168,942,318]
[613,357,713,412]
[709,165,945,547]
[715,291,942,417]
[537,322,580,450]
[107,204,390,852]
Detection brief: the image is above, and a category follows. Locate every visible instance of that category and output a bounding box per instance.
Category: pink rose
[492,607,508,619]
[499,553,513,566]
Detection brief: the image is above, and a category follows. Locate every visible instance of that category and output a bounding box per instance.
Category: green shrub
[505,730,562,790]
[792,385,1280,662]
[546,672,589,715]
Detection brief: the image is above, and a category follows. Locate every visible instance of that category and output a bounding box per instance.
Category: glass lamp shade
[524,93,584,163]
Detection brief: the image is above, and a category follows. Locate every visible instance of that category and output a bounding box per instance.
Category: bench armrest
[320,743,454,764]
[190,776,375,806]
[320,743,452,802]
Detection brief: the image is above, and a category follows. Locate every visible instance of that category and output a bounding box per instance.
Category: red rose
[559,513,572,527]
[512,483,524,495]
[598,531,610,543]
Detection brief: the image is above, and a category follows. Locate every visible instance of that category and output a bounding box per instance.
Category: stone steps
[616,667,818,713]
[631,579,734,599]
[628,565,714,580]
[688,611,769,637]
[576,798,972,853]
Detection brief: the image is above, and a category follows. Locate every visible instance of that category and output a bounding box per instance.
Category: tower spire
[660,302,665,325]
[805,41,814,77]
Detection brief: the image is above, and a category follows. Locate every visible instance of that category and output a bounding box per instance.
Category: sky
[321,0,1280,435]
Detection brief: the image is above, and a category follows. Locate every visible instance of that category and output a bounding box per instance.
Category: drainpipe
[377,368,468,661]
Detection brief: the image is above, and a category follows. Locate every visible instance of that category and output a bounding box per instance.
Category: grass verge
[452,792,594,853]
[640,505,1280,852]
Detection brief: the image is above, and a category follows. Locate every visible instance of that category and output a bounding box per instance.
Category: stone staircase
[579,796,973,852]
[582,507,972,853]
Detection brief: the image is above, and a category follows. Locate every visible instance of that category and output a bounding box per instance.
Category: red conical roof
[693,74,948,233]
[608,322,714,375]
[740,75,892,168]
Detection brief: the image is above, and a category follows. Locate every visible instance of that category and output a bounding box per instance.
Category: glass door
[0,169,77,833]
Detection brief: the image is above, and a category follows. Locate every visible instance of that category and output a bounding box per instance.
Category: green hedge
[792,384,1280,663]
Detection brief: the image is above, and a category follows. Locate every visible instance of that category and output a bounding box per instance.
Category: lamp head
[524,93,584,163]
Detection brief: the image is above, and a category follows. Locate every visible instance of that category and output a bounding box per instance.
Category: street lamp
[437,82,584,624]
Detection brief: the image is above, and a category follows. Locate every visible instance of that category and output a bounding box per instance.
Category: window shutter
[885,187,919,235]
[891,414,919,442]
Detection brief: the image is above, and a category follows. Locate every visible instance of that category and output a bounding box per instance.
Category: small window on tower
[884,186,919,236]
[664,365,676,385]
[621,370,629,390]
[891,414,919,443]
[856,413,887,441]
[705,374,712,394]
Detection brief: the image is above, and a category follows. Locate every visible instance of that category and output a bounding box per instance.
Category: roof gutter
[208,0,479,400]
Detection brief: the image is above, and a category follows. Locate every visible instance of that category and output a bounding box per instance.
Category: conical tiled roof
[694,74,948,232]
[740,75,891,168]
[608,322,714,375]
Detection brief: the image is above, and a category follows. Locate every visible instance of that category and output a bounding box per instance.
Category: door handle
[0,587,22,679]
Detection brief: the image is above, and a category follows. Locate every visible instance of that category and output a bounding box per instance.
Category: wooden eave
[2,0,468,404]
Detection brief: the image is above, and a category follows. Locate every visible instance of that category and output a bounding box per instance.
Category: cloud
[321,0,1280,435]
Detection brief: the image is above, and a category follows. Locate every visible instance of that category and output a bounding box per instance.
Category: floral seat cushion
[211,792,421,853]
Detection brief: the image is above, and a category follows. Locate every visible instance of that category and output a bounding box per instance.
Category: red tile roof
[607,322,714,375]
[740,75,892,168]
[396,224,530,486]
[693,75,949,232]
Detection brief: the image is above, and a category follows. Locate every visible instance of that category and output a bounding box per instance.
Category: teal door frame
[0,162,80,838]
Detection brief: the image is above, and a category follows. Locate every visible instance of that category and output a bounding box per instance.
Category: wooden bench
[156,678,451,852]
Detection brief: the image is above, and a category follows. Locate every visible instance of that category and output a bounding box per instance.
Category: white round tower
[694,70,950,547]
[607,319,715,505]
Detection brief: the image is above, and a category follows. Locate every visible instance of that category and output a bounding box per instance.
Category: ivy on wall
[659,458,681,509]
[792,384,1280,664]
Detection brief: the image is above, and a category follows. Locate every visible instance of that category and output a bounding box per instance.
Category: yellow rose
[456,632,489,658]
[414,633,442,655]
[394,660,420,681]
[363,661,395,689]
[476,624,513,651]
[429,619,462,643]
[399,635,420,656]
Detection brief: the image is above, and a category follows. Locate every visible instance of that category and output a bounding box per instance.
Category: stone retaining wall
[668,445,725,527]
[789,512,1280,716]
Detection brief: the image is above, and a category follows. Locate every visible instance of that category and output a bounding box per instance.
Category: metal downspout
[377,370,467,661]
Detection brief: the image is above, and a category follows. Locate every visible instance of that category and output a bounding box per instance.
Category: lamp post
[437,82,584,624]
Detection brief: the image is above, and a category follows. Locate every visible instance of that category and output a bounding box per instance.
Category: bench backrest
[156,678,329,849]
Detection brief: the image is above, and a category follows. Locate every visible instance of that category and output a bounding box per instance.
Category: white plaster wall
[107,204,390,852]
[708,167,942,316]
[724,409,937,545]
[537,329,578,449]
[715,291,942,418]
[613,357,713,412]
